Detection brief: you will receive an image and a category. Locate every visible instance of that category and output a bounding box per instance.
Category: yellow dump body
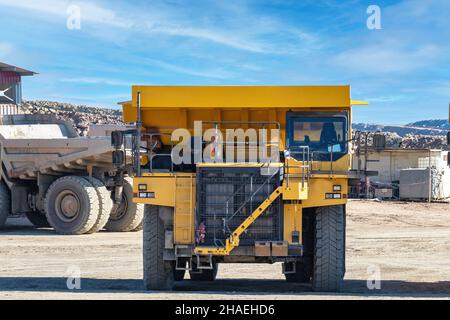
[122,85,357,256]
[122,85,352,148]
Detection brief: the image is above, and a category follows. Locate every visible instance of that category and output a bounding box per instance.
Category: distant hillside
[407,119,450,130]
[352,120,448,137]
[352,119,449,151]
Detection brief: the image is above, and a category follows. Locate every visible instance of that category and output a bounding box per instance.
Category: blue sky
[0,0,449,124]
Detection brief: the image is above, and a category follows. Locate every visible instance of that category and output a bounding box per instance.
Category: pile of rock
[20,100,123,136]
[400,134,449,150]
[353,131,449,151]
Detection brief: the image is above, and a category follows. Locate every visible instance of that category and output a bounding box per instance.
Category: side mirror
[111,131,124,149]
[447,132,450,145]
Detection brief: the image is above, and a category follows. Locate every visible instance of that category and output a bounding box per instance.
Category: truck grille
[196,166,282,246]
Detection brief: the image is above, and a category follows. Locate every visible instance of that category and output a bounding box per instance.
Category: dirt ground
[1,200,450,300]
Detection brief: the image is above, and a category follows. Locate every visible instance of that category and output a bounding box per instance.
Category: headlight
[326,193,341,199]
[139,192,155,198]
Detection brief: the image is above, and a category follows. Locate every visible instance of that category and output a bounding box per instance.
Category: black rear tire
[174,268,186,281]
[312,205,345,292]
[189,262,218,281]
[105,177,144,232]
[26,212,50,228]
[284,258,312,283]
[143,205,174,290]
[173,260,187,281]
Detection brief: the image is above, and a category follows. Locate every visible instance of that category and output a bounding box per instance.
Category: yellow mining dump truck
[113,85,365,292]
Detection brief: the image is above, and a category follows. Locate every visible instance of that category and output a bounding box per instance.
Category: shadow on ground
[0,225,57,236]
[2,221,450,298]
[0,218,112,236]
[0,277,449,297]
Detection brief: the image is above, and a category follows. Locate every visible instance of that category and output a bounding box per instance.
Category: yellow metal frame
[282,180,308,200]
[133,173,196,244]
[131,85,351,109]
[283,202,302,245]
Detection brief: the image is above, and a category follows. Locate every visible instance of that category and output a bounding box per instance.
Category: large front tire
[45,176,99,235]
[105,177,144,232]
[312,205,345,292]
[0,181,11,229]
[143,205,174,290]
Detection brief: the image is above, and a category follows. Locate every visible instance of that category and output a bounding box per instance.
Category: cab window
[287,115,348,161]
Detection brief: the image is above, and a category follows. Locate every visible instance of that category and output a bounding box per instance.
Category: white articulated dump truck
[0,114,143,234]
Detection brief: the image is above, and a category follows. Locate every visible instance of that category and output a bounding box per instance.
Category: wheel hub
[55,191,80,222]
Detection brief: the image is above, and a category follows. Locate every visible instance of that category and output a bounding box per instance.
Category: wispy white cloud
[0,0,68,16]
[333,44,442,74]
[330,0,449,75]
[0,0,132,28]
[400,81,450,98]
[363,95,414,103]
[60,77,130,86]
[0,42,14,59]
[146,24,268,53]
[143,59,235,80]
[0,0,316,55]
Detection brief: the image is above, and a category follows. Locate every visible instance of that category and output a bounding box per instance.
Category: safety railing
[284,146,311,189]
[201,120,281,164]
[142,132,175,173]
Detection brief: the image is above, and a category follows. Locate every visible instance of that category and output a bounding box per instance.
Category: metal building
[351,147,450,200]
[0,62,36,115]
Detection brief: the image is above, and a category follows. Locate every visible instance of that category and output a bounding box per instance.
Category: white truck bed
[0,114,131,180]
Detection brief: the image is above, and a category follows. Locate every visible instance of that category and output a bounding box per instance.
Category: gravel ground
[1,200,450,300]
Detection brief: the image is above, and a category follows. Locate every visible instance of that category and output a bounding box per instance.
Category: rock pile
[407,119,450,130]
[20,100,123,136]
[400,134,449,150]
[353,131,449,151]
